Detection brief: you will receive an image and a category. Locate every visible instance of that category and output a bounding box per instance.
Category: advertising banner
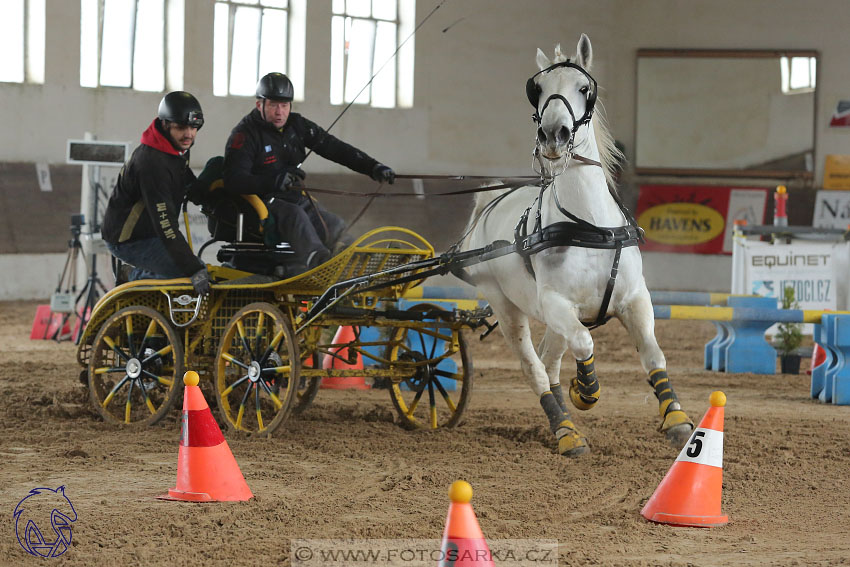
[812,190,850,229]
[637,185,768,254]
[823,155,850,190]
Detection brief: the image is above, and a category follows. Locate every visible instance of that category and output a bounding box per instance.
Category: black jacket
[102,119,204,276]
[223,108,379,195]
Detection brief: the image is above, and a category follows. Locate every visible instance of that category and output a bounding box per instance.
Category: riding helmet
[256,72,294,102]
[158,91,204,129]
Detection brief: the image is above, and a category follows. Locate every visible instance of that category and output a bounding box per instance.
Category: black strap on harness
[511,162,645,329]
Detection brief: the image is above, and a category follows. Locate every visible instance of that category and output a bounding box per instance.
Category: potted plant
[776,286,803,374]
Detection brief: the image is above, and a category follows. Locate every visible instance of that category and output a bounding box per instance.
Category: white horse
[462,35,694,456]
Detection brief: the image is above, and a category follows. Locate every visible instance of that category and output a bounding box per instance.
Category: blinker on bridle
[525,60,598,133]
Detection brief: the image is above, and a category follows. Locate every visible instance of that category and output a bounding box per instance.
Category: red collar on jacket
[140,119,185,156]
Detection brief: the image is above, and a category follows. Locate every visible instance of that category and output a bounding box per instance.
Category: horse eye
[579,85,589,95]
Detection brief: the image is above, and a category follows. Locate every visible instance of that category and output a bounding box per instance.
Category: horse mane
[551,43,625,189]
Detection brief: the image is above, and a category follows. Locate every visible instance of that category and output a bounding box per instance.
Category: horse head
[527,34,597,162]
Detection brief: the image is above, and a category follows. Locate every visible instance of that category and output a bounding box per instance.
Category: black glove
[275,167,306,191]
[371,163,395,184]
[190,268,212,295]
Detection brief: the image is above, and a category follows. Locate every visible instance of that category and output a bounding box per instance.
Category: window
[213,0,306,98]
[80,0,184,91]
[780,56,816,94]
[0,0,45,84]
[331,0,415,108]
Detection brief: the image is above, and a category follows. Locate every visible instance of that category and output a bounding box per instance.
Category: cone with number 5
[641,391,728,527]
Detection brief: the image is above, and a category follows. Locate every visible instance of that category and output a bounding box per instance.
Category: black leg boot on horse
[540,391,589,456]
[569,355,601,410]
[648,368,693,446]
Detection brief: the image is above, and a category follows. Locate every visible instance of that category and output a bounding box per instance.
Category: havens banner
[636,185,768,254]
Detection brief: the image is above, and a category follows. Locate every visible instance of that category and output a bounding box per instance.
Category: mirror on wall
[635,49,818,178]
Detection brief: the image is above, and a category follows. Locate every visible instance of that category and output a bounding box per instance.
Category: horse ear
[576,34,593,69]
[536,48,551,71]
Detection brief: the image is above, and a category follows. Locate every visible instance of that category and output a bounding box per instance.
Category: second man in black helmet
[223,72,396,270]
[102,91,215,294]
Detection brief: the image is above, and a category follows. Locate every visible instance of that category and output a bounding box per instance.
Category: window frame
[330,0,415,109]
[80,0,182,92]
[0,0,45,84]
[213,0,305,99]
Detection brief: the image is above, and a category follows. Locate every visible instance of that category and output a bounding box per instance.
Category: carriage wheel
[87,306,184,427]
[293,352,321,415]
[215,302,299,436]
[386,304,472,430]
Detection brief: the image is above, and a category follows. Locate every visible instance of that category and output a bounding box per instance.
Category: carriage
[77,35,695,455]
[76,225,487,436]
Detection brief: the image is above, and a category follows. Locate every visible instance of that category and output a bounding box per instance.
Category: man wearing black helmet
[102,91,213,294]
[223,72,396,269]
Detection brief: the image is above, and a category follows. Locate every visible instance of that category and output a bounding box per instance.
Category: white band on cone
[675,428,723,468]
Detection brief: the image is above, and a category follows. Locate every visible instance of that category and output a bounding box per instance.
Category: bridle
[526,60,599,177]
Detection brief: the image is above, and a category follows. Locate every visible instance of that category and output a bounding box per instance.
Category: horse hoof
[664,423,693,447]
[568,377,600,411]
[556,425,590,456]
[659,409,694,447]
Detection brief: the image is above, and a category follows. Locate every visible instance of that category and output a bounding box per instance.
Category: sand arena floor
[1,299,849,566]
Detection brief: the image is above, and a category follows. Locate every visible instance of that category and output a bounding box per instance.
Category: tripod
[72,182,110,344]
[46,217,84,341]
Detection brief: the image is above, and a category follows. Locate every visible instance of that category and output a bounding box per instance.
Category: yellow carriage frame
[77,226,478,436]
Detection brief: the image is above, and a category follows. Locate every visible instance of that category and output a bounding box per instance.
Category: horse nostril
[537,128,547,144]
[557,125,571,144]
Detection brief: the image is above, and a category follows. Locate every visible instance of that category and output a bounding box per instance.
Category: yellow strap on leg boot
[540,391,589,456]
[648,368,694,445]
[570,355,601,410]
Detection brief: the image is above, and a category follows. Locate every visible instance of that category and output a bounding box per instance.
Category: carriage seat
[201,181,306,279]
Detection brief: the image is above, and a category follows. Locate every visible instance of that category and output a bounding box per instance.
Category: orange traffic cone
[641,391,728,527]
[438,481,494,566]
[320,326,369,390]
[158,371,253,502]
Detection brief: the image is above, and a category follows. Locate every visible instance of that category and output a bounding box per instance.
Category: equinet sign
[750,254,831,268]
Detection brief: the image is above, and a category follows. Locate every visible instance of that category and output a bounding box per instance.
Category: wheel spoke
[141,369,173,386]
[103,336,130,363]
[254,384,264,430]
[135,378,157,415]
[102,375,130,408]
[137,318,158,356]
[221,351,251,370]
[406,387,424,416]
[94,366,124,375]
[433,369,462,381]
[261,364,292,374]
[236,379,254,429]
[257,377,283,410]
[258,330,285,364]
[428,329,439,359]
[142,344,173,364]
[236,320,255,360]
[222,374,250,397]
[254,312,266,354]
[125,317,136,357]
[433,378,457,412]
[428,380,437,429]
[124,379,135,424]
